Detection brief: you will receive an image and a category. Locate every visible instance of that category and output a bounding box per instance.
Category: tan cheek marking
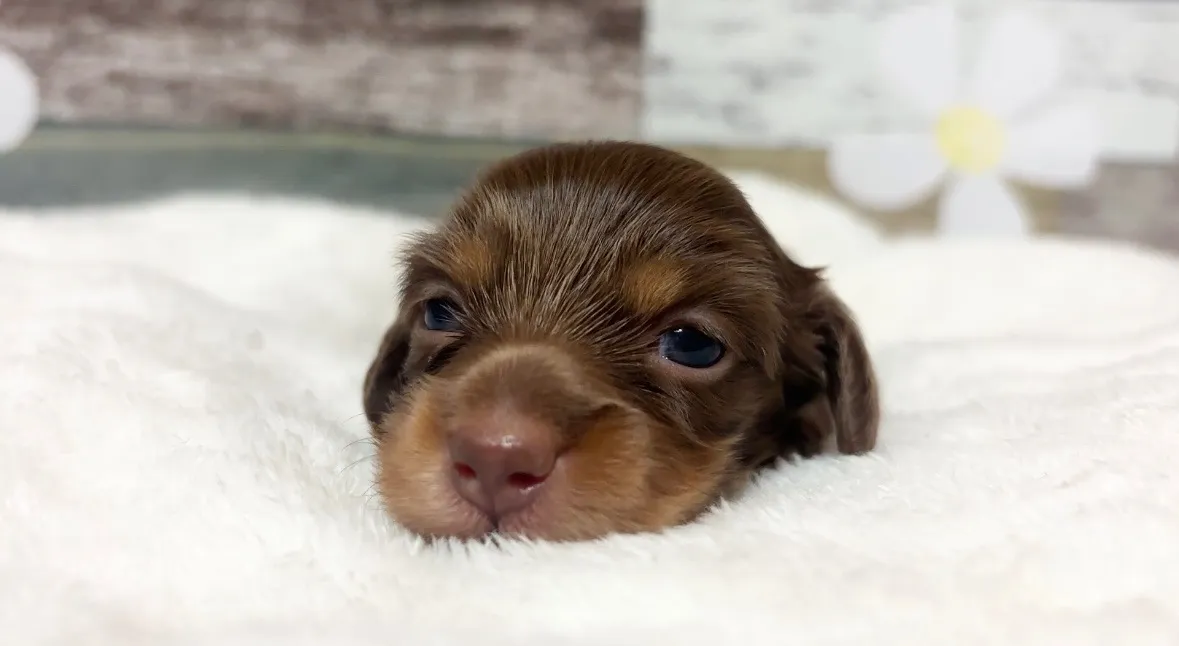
[644,435,740,527]
[536,414,655,541]
[621,258,688,316]
[377,384,488,538]
[554,412,737,538]
[566,414,651,502]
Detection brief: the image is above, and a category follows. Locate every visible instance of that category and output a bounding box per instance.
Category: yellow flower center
[935,106,1007,173]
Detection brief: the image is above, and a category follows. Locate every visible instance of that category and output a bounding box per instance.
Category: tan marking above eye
[444,236,495,287]
[621,257,688,317]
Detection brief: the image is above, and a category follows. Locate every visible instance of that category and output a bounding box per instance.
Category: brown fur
[363,141,879,542]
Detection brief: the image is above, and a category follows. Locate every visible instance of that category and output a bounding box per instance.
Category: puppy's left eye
[423,298,462,332]
[658,326,725,368]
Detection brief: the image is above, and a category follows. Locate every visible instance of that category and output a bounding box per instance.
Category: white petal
[938,175,1030,237]
[0,49,38,152]
[878,2,960,115]
[828,133,947,211]
[965,10,1063,118]
[1003,102,1100,188]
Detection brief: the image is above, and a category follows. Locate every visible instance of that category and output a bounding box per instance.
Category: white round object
[0,48,39,152]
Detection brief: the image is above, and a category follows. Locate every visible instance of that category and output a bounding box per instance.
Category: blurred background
[0,0,1176,250]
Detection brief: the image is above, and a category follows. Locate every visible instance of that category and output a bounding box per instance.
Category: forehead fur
[404,142,800,364]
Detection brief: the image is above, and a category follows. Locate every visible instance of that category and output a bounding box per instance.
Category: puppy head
[364,141,878,542]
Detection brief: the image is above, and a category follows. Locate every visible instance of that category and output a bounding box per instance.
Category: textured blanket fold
[1,175,1176,645]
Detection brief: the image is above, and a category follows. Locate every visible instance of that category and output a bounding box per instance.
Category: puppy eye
[658,326,725,368]
[422,298,462,332]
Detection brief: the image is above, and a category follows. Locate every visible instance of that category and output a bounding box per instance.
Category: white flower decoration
[0,42,38,152]
[828,4,1100,236]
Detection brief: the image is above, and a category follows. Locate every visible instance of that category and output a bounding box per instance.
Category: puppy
[363,141,878,542]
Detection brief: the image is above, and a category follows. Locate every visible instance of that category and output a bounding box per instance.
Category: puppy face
[363,141,878,542]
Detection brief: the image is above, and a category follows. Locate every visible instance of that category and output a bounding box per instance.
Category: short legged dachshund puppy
[363,141,878,542]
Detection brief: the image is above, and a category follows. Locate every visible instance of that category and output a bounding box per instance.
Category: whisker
[341,454,374,474]
[362,483,385,511]
[338,412,367,424]
[342,435,377,452]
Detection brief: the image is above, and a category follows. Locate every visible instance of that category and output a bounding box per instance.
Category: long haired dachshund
[363,141,878,542]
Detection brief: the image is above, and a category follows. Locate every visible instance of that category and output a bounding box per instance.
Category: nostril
[506,471,548,489]
[453,462,477,480]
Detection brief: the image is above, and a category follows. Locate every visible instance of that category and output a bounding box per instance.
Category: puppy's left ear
[800,283,880,454]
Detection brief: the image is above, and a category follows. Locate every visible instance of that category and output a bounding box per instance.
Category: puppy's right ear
[362,316,414,433]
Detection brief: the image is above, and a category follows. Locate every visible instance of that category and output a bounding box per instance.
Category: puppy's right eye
[658,326,725,369]
[422,298,462,332]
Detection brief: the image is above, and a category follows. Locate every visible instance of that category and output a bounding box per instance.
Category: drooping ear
[362,316,414,434]
[744,269,880,467]
[796,283,880,455]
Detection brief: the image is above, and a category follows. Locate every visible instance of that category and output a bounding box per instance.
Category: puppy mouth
[439,496,550,541]
[485,509,535,536]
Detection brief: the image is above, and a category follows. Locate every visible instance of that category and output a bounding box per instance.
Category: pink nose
[446,413,558,519]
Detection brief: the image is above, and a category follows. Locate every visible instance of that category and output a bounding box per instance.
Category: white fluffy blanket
[2,175,1177,645]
